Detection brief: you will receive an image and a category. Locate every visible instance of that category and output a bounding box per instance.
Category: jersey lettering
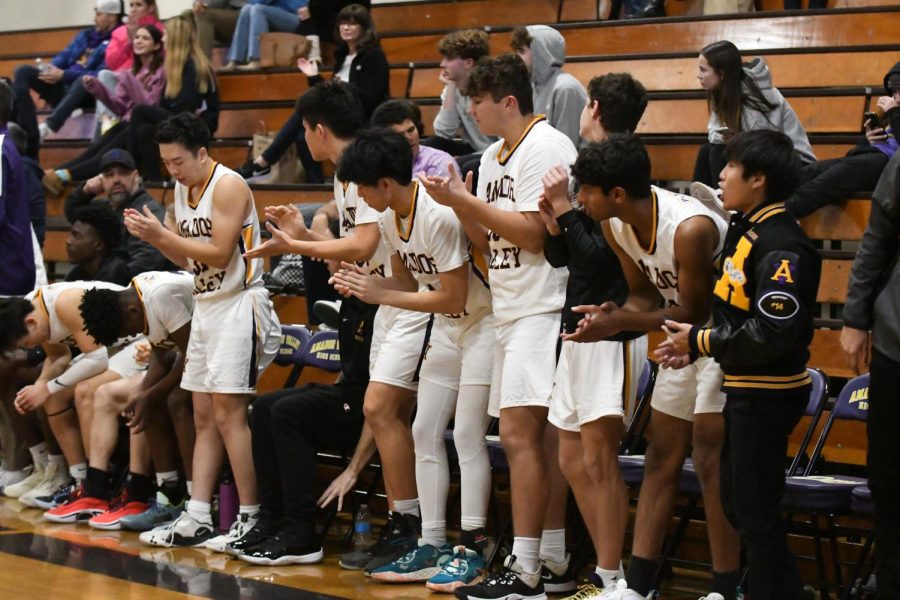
[714,235,752,310]
[402,252,438,275]
[489,246,522,270]
[770,259,795,284]
[341,207,357,233]
[638,259,678,291]
[177,218,213,238]
[485,175,516,204]
[191,261,226,295]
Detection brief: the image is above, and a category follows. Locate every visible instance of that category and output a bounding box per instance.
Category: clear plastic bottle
[36,58,48,74]
[352,503,373,550]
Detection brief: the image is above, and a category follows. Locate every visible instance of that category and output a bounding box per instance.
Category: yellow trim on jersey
[723,371,812,390]
[632,190,659,255]
[187,162,219,210]
[33,287,49,319]
[748,202,786,224]
[395,181,419,243]
[243,224,255,285]
[496,115,547,166]
[131,278,149,335]
[470,247,490,287]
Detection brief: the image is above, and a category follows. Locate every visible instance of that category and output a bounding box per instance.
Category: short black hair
[0,80,13,124]
[295,80,364,140]
[155,111,210,155]
[0,297,33,350]
[371,99,425,137]
[570,134,651,198]
[79,287,122,347]
[724,129,800,203]
[7,122,27,155]
[73,204,123,252]
[336,128,413,187]
[587,73,648,134]
[464,53,534,115]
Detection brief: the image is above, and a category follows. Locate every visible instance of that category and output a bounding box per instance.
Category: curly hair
[587,73,648,134]
[571,134,651,198]
[509,26,532,53]
[437,29,490,61]
[463,53,533,115]
[73,204,123,252]
[0,297,35,351]
[79,287,123,347]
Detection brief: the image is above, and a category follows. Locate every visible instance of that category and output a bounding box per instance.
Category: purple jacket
[85,65,166,121]
[0,125,36,295]
[414,144,459,179]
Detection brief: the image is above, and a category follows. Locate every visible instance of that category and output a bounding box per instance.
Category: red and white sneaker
[88,490,149,530]
[43,484,108,524]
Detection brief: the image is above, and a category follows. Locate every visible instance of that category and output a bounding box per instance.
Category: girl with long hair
[106,0,165,72]
[694,40,815,186]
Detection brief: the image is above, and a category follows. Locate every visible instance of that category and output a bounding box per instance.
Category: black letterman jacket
[688,201,821,393]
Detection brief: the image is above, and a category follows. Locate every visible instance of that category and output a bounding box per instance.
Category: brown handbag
[259,33,311,68]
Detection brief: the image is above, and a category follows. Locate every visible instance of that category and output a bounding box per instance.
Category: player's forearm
[616,302,706,333]
[154,229,233,269]
[378,288,465,315]
[347,423,377,475]
[459,196,544,254]
[37,353,71,384]
[141,351,184,399]
[453,208,490,255]
[291,236,374,263]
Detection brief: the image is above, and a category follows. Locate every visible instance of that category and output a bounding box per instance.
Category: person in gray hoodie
[694,40,815,186]
[510,25,587,148]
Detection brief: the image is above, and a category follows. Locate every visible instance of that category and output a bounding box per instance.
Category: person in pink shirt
[105,0,165,72]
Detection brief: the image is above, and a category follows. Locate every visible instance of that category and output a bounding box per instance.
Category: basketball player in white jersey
[50,271,197,530]
[562,135,741,600]
[420,54,576,600]
[123,113,281,549]
[244,81,431,571]
[330,130,494,591]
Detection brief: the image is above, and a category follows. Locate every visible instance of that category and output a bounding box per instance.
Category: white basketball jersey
[131,271,195,348]
[608,186,727,307]
[334,177,390,277]
[174,163,264,298]
[27,281,124,346]
[379,182,491,328]
[476,116,574,324]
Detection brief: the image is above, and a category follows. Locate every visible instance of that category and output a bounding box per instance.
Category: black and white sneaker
[236,159,271,180]
[239,528,324,566]
[226,513,280,556]
[541,553,577,593]
[454,554,546,600]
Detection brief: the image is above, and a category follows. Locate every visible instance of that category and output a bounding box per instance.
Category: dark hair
[509,26,533,52]
[79,287,122,347]
[132,24,164,76]
[724,129,800,203]
[701,40,776,134]
[437,29,489,61]
[371,99,425,136]
[464,53,533,115]
[587,73,648,134]
[73,204,122,252]
[295,79,364,140]
[336,128,413,187]
[155,111,210,155]
[0,80,13,124]
[335,4,379,52]
[570,134,651,198]
[7,122,27,155]
[0,297,34,350]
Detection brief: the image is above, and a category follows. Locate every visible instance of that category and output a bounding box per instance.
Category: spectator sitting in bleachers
[220,0,309,71]
[237,3,387,183]
[785,62,900,218]
[509,25,587,148]
[189,0,246,58]
[64,204,132,286]
[105,0,165,72]
[371,99,458,179]
[693,40,816,188]
[295,0,372,64]
[64,149,172,277]
[11,0,122,159]
[42,24,165,195]
[7,123,46,248]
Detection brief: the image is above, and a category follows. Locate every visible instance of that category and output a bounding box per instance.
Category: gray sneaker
[120,492,184,532]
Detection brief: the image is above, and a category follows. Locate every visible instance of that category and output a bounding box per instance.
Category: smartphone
[864,112,880,126]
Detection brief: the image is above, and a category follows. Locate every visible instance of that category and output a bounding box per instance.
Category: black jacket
[689,202,821,394]
[310,44,388,120]
[65,186,174,276]
[22,155,46,246]
[544,209,640,341]
[161,58,220,135]
[844,151,900,357]
[66,254,133,286]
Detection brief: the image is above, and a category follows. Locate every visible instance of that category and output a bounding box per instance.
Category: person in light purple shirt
[371,99,459,179]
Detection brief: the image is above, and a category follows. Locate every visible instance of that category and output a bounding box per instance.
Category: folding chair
[616,359,659,486]
[783,373,870,597]
[273,324,312,388]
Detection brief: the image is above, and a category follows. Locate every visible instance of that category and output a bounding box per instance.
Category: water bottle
[352,504,373,550]
[736,585,745,600]
[36,58,48,74]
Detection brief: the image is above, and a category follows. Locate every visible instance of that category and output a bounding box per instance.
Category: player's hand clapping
[655,319,693,370]
[265,204,308,239]
[329,261,385,303]
[561,301,623,343]
[124,205,167,243]
[243,222,296,259]
[418,163,473,209]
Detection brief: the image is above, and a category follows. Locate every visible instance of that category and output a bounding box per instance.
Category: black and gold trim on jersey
[748,202,786,224]
[131,279,150,336]
[238,223,255,288]
[33,287,49,319]
[723,371,812,390]
[469,246,490,289]
[187,162,219,210]
[629,190,659,255]
[395,181,419,243]
[496,115,547,166]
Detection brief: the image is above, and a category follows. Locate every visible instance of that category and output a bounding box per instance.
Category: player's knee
[452,426,485,464]
[691,444,722,484]
[644,440,685,481]
[73,381,95,411]
[212,402,248,433]
[92,385,119,415]
[583,444,619,485]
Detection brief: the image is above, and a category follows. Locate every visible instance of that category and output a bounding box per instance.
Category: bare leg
[363,382,418,505]
[543,424,571,531]
[211,393,256,506]
[189,392,225,504]
[582,417,628,570]
[44,390,86,469]
[73,370,121,456]
[129,431,152,476]
[558,431,604,560]
[167,388,195,480]
[88,375,139,471]
[500,405,550,538]
[145,398,181,475]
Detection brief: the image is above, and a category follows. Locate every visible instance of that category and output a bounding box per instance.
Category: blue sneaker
[427,545,487,593]
[369,540,453,583]
[120,493,184,532]
[31,480,76,510]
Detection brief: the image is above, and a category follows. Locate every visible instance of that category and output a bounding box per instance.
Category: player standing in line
[243,80,431,572]
[563,134,742,600]
[331,129,494,592]
[124,112,281,550]
[420,54,576,600]
[539,73,651,600]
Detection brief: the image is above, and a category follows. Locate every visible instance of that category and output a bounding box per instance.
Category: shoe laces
[483,555,521,586]
[227,512,253,539]
[569,583,604,599]
[442,554,470,576]
[158,511,192,545]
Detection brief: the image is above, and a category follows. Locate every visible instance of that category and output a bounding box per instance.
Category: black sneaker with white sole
[239,529,324,566]
[226,513,281,556]
[454,555,547,600]
[540,554,577,593]
[236,159,271,180]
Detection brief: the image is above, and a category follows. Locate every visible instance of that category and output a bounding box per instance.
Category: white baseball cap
[95,0,122,15]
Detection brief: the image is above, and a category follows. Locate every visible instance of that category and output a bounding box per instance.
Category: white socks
[393,497,420,518]
[595,563,626,588]
[29,442,48,467]
[186,480,193,495]
[69,463,87,482]
[49,454,67,471]
[422,521,447,548]
[187,499,213,524]
[512,536,541,574]
[239,504,260,518]
[156,470,179,487]
[540,528,567,564]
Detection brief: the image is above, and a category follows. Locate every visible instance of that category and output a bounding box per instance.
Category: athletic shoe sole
[239,548,324,566]
[371,567,445,583]
[426,574,484,593]
[88,518,124,531]
[43,509,104,524]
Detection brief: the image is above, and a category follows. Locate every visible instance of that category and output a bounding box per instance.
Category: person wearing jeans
[222,0,307,70]
[842,150,900,600]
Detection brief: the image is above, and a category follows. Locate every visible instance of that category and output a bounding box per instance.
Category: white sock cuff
[393,498,420,517]
[155,470,179,487]
[238,504,260,516]
[512,537,541,573]
[69,463,87,481]
[187,499,212,518]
